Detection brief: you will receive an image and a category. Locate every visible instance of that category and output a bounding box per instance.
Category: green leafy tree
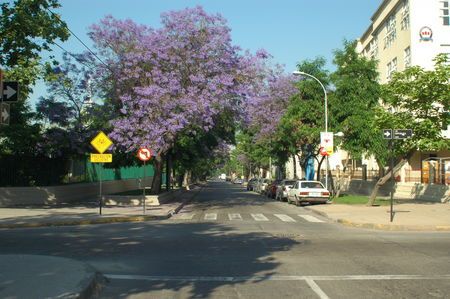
[368,53,450,204]
[278,57,330,179]
[0,0,69,156]
[330,40,384,197]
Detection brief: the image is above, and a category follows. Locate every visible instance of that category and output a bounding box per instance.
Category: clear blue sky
[30,0,382,105]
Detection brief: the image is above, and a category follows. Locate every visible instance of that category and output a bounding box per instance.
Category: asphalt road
[1,182,449,298]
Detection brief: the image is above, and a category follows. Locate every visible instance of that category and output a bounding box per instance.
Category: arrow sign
[138,147,152,162]
[0,103,10,125]
[394,129,413,139]
[383,129,392,139]
[2,81,18,102]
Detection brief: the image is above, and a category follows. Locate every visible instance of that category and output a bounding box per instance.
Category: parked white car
[287,180,330,206]
[275,179,297,201]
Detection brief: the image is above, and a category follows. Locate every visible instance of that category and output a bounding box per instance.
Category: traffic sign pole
[390,139,394,222]
[99,164,103,215]
[143,160,146,215]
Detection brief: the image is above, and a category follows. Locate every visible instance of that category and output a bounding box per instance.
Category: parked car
[257,178,270,194]
[276,179,297,201]
[233,178,243,184]
[287,180,330,206]
[246,178,257,191]
[266,180,282,198]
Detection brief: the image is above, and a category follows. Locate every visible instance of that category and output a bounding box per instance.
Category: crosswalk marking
[298,215,324,223]
[251,213,269,221]
[204,213,217,221]
[174,213,195,220]
[274,214,296,222]
[228,213,242,220]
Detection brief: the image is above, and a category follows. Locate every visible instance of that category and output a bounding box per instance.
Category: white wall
[410,0,450,70]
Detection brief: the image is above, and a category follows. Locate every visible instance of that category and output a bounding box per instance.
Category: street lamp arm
[292,71,328,132]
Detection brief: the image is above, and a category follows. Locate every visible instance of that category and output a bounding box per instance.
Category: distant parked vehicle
[233,178,243,184]
[275,179,297,201]
[287,180,330,206]
[256,178,270,194]
[247,178,257,191]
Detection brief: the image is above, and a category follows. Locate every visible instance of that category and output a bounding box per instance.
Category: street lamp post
[292,71,329,189]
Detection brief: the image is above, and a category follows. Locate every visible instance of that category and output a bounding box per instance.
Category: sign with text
[90,153,112,163]
[393,129,413,139]
[320,132,334,156]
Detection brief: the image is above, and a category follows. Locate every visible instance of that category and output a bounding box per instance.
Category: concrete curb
[79,271,107,299]
[304,206,450,232]
[336,218,450,232]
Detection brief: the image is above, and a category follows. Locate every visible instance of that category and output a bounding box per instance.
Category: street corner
[0,254,106,299]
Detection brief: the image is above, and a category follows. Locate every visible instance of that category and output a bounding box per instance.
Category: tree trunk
[367,158,409,206]
[150,154,163,194]
[292,154,297,179]
[183,170,190,190]
[166,151,171,191]
[316,156,325,181]
[335,156,350,198]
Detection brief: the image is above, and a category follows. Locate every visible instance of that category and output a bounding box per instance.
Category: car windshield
[301,182,324,189]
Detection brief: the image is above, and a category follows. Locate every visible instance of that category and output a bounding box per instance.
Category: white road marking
[105,274,450,282]
[173,213,195,220]
[274,214,296,222]
[229,213,243,220]
[204,213,217,221]
[305,278,330,299]
[298,215,324,223]
[251,213,269,221]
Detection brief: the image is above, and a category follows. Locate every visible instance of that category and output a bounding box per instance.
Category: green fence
[85,162,156,182]
[0,155,165,187]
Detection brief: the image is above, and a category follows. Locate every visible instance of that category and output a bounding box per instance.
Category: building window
[387,57,397,80]
[442,1,450,25]
[384,15,397,49]
[404,47,411,68]
[368,37,378,59]
[401,0,410,30]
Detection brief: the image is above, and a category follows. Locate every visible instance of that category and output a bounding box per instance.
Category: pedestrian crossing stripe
[251,213,269,221]
[204,213,217,220]
[274,214,296,222]
[298,214,324,223]
[228,213,242,220]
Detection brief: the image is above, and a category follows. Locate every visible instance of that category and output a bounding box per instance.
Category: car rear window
[301,182,324,189]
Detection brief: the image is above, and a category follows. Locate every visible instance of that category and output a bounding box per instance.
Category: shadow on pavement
[0,220,301,298]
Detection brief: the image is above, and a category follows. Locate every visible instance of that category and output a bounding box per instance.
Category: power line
[45,7,110,70]
[53,42,97,71]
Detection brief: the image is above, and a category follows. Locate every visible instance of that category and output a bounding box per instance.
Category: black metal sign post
[383,129,413,222]
[390,139,394,222]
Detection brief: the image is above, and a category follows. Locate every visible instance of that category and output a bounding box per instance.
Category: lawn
[332,194,391,206]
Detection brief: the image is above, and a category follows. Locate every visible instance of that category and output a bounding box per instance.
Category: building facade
[356,0,450,184]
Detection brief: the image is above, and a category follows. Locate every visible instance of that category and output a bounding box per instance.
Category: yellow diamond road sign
[90,131,113,154]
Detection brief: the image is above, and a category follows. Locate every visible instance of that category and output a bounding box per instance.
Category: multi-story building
[356,0,450,184]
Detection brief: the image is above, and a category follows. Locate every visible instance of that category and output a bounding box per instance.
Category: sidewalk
[0,254,104,298]
[0,186,201,229]
[305,202,450,231]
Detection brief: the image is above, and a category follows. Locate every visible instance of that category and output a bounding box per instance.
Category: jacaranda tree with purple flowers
[89,7,257,193]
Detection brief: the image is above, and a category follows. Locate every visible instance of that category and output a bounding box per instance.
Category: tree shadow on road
[0,221,303,298]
